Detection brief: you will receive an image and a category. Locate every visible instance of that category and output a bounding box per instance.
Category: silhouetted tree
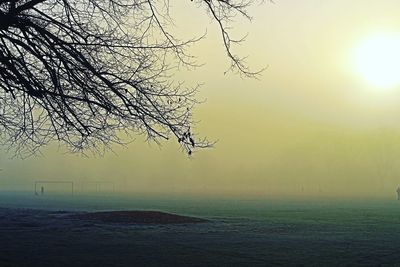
[0,0,262,156]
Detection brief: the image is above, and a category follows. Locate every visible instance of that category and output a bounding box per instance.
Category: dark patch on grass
[70,210,208,225]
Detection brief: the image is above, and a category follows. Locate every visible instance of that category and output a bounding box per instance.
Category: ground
[1,193,400,266]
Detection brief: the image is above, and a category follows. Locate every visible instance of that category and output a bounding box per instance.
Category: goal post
[81,181,115,193]
[34,180,74,195]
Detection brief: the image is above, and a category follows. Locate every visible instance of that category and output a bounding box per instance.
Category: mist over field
[2,111,400,199]
[2,2,400,201]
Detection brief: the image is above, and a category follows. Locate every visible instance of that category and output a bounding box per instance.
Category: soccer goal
[34,181,74,195]
[81,181,115,193]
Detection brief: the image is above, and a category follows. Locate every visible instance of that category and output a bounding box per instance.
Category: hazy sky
[2,1,400,198]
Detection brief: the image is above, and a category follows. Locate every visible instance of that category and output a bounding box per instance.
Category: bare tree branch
[0,0,262,156]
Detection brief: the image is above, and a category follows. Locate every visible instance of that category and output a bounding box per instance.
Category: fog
[2,1,400,199]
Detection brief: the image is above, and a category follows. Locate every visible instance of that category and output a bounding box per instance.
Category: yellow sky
[2,1,400,198]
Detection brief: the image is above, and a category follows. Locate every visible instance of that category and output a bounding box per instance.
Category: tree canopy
[0,0,262,156]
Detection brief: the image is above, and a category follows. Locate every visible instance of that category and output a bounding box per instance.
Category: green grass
[1,192,400,266]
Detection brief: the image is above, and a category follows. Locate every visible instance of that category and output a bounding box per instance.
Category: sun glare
[353,33,400,89]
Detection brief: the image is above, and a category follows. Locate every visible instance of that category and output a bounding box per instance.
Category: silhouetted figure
[396,187,400,200]
[41,186,44,196]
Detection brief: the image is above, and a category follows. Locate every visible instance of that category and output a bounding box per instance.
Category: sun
[353,33,400,88]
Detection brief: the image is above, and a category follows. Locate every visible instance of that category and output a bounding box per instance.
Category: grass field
[1,192,400,266]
